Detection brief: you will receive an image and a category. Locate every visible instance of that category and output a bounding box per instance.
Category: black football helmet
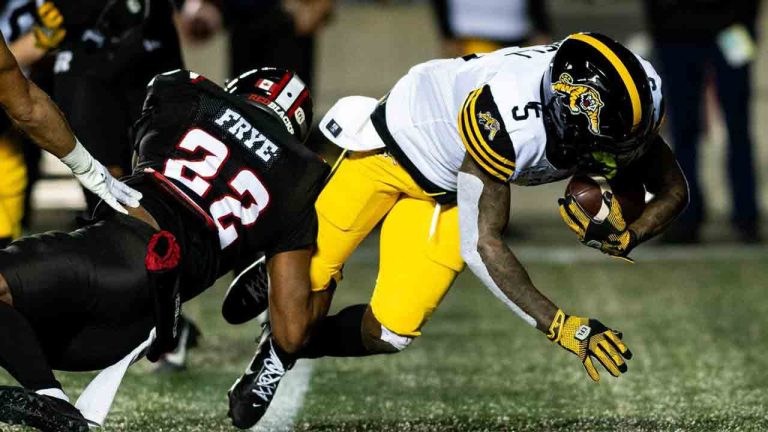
[542,33,658,177]
[225,68,313,143]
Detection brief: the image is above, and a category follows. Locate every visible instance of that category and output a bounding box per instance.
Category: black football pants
[0,214,157,374]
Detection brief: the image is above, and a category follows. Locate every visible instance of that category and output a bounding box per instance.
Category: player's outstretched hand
[59,140,142,213]
[546,309,632,382]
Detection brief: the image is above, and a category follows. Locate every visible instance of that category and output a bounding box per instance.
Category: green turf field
[2,241,768,431]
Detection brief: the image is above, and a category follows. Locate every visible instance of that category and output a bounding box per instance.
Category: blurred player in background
[33,0,184,211]
[431,0,552,57]
[177,0,334,91]
[0,66,327,431]
[225,32,690,428]
[643,0,761,243]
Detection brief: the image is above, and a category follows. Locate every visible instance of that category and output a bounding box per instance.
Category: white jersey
[382,44,664,191]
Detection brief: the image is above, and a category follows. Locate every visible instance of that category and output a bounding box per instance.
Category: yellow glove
[33,2,66,50]
[547,309,633,382]
[558,191,637,260]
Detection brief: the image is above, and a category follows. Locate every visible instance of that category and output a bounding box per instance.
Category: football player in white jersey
[225,32,688,428]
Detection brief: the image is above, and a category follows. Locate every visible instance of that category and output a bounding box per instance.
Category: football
[565,174,646,223]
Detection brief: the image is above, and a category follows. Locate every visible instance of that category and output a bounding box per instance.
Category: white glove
[59,140,142,214]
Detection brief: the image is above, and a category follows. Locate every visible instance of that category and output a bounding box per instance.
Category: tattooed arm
[622,136,689,243]
[457,155,558,332]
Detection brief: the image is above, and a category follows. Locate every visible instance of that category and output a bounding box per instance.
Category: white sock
[35,387,70,403]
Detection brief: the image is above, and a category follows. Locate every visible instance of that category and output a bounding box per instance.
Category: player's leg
[712,48,760,240]
[298,198,464,358]
[654,43,707,241]
[0,214,158,430]
[227,153,403,429]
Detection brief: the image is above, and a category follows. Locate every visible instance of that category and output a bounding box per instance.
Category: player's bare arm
[626,136,689,243]
[459,155,632,381]
[267,248,331,354]
[0,32,141,213]
[458,155,558,331]
[0,33,73,157]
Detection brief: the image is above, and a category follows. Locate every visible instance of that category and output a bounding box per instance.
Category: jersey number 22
[164,128,270,249]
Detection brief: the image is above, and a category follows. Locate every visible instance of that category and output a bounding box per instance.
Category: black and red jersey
[130,70,328,282]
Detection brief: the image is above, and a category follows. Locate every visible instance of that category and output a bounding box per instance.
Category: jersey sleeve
[265,201,319,258]
[457,84,516,182]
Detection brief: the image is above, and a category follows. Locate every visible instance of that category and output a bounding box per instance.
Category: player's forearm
[457,165,558,333]
[472,235,559,332]
[630,185,687,243]
[629,140,689,243]
[4,80,76,158]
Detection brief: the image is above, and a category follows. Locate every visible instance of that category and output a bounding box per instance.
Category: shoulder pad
[458,85,516,182]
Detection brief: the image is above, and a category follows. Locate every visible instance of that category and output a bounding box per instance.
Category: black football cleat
[222,256,269,325]
[154,315,201,373]
[0,386,89,432]
[228,325,293,429]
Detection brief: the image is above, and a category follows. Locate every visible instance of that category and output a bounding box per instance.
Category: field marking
[251,360,313,432]
[347,243,768,265]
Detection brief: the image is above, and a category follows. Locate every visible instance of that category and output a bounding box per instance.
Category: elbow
[1,77,38,127]
[6,98,36,126]
[461,233,497,271]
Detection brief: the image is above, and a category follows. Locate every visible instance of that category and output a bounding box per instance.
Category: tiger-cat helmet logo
[550,73,604,135]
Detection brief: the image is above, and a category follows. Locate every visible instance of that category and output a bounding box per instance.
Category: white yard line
[251,360,314,432]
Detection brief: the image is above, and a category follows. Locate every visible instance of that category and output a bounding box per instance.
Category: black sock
[0,237,11,249]
[0,302,61,390]
[297,304,368,359]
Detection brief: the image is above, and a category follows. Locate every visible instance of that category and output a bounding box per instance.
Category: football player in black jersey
[0,66,329,431]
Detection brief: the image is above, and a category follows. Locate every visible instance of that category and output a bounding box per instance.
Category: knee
[361,309,415,354]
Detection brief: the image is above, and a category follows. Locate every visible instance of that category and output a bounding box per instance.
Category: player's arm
[626,135,689,243]
[458,155,632,381]
[0,33,141,212]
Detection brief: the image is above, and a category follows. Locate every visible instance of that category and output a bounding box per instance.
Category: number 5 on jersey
[164,129,270,249]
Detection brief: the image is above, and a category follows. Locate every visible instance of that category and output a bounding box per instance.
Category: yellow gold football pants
[310,152,465,337]
[0,133,26,240]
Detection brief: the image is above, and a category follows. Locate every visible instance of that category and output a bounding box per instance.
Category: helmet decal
[551,73,604,135]
[477,112,500,141]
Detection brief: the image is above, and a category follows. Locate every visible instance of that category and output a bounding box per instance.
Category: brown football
[565,175,646,223]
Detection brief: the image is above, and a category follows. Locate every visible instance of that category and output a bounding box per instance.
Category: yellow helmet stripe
[570,33,641,131]
[458,90,508,181]
[467,88,516,170]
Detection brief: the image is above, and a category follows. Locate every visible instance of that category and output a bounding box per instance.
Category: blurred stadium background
[9,0,768,431]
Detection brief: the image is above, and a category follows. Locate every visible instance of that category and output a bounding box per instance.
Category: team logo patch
[551,73,604,135]
[326,119,342,138]
[477,111,500,141]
